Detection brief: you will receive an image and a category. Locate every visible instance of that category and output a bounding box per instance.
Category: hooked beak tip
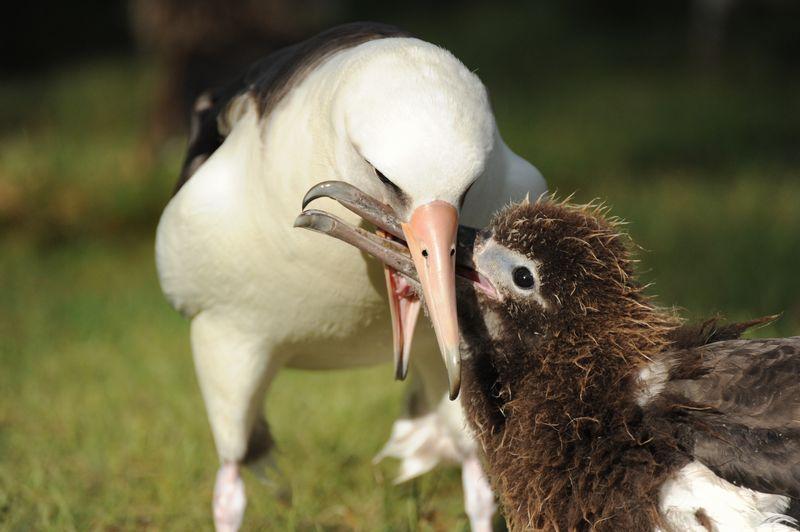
[301,181,334,209]
[444,344,461,400]
[449,380,461,401]
[293,214,310,228]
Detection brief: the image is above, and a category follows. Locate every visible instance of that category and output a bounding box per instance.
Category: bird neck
[461,303,684,530]
[244,59,347,205]
[467,302,678,418]
[258,48,384,201]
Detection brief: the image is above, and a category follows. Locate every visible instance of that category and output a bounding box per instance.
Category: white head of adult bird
[295,37,544,391]
[297,38,497,396]
[156,21,545,531]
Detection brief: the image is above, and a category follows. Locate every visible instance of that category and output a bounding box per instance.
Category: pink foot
[213,462,246,532]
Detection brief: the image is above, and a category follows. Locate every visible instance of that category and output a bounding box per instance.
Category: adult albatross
[155,21,545,531]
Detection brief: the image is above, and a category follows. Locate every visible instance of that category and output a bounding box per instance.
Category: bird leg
[462,453,497,532]
[213,462,246,532]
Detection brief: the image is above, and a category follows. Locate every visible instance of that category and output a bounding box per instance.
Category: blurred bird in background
[129,0,340,144]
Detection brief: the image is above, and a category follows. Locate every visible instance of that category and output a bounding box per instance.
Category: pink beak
[400,201,461,399]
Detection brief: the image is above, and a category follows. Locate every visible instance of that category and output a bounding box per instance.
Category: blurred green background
[1,1,799,530]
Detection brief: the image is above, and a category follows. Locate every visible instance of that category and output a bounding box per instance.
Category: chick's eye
[512,267,535,289]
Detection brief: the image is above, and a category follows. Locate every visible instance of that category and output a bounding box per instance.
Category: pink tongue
[384,265,422,380]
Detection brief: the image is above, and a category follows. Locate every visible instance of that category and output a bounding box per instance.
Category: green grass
[0,238,470,530]
[1,26,799,530]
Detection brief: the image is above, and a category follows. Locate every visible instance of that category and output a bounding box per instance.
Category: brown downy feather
[457,199,774,531]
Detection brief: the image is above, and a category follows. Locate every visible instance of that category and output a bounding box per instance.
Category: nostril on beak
[422,249,429,258]
[449,247,455,257]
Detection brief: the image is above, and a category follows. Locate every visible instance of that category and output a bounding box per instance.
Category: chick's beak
[401,201,461,399]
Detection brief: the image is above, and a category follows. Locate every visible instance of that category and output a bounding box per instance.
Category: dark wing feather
[666,315,779,350]
[660,337,800,498]
[173,22,411,195]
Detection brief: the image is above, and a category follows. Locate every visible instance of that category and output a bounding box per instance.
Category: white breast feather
[636,358,673,406]
[658,461,796,531]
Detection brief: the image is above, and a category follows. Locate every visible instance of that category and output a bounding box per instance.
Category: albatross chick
[297,190,800,531]
[456,199,800,531]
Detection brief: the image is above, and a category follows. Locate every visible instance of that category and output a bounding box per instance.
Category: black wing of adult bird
[175,22,410,193]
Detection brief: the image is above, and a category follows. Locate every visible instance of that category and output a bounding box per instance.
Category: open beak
[401,202,461,399]
[296,181,483,400]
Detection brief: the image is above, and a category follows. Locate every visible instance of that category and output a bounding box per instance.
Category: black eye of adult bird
[375,168,397,188]
[513,266,535,289]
